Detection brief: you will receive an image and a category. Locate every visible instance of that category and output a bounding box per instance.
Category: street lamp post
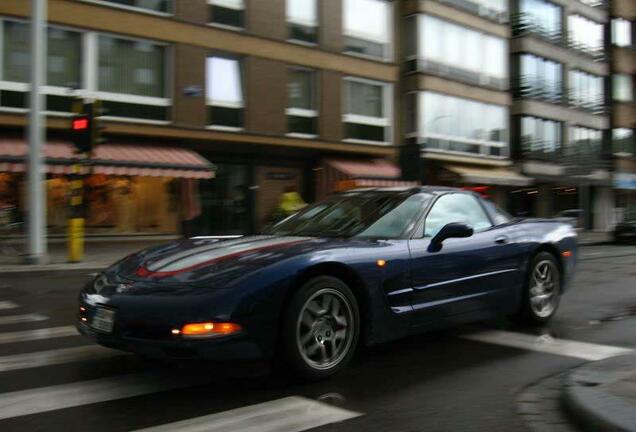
[26,0,47,264]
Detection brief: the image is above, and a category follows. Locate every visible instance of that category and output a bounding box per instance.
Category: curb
[561,354,636,432]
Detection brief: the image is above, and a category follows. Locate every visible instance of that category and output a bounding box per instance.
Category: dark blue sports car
[78,187,578,379]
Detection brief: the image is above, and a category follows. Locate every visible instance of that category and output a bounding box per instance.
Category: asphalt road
[0,244,635,432]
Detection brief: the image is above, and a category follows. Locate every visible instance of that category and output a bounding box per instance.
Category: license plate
[91,307,115,333]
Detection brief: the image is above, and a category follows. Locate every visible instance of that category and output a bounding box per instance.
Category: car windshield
[265,191,432,238]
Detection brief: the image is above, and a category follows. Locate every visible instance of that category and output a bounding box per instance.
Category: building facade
[0,0,409,236]
[610,0,636,221]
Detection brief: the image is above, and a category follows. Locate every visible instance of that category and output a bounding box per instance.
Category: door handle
[495,236,508,244]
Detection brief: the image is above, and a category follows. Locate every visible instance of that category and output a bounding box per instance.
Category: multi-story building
[0,0,413,237]
[401,0,531,208]
[610,0,636,219]
[508,0,613,230]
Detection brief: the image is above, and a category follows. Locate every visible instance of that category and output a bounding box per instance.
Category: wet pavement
[0,244,634,431]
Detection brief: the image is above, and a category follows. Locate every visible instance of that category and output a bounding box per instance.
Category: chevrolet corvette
[78,187,578,379]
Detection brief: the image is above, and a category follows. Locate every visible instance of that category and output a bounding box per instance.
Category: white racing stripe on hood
[148,237,310,273]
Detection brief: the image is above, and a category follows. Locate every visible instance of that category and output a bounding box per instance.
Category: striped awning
[0,139,215,179]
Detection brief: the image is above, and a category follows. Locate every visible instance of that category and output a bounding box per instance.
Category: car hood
[111,235,348,287]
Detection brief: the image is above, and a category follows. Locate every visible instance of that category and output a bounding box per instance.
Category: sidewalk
[577,231,611,246]
[0,236,176,273]
[562,354,636,431]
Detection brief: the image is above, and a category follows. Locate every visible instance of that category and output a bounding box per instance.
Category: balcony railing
[513,76,566,104]
[511,14,564,46]
[567,36,607,61]
[437,0,509,23]
[405,58,509,91]
[520,140,610,173]
[567,93,607,115]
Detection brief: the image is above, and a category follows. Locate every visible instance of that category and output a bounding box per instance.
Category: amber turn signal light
[177,322,242,338]
[562,250,572,258]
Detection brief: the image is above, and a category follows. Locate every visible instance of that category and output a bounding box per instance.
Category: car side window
[423,194,492,238]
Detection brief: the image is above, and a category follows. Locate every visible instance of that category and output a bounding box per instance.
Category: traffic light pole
[25,0,48,265]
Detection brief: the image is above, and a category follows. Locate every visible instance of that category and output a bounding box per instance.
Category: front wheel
[281,276,359,380]
[515,252,561,324]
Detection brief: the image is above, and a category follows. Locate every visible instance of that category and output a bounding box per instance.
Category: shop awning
[335,178,421,192]
[445,164,533,187]
[0,139,215,179]
[327,159,402,179]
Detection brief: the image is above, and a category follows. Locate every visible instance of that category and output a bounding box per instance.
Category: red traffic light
[72,117,89,131]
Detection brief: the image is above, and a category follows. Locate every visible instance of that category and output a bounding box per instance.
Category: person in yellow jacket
[274,186,307,222]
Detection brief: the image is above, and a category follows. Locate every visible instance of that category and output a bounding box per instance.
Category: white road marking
[0,345,123,372]
[462,330,634,361]
[0,301,18,310]
[134,396,362,432]
[0,313,47,325]
[0,372,207,420]
[0,326,78,344]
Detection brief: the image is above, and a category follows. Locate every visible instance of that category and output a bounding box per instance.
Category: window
[424,194,492,238]
[483,200,512,226]
[569,15,604,57]
[408,15,507,89]
[1,20,81,112]
[520,116,562,156]
[569,70,604,112]
[569,126,602,158]
[206,57,244,129]
[612,18,632,47]
[517,54,563,102]
[343,78,391,143]
[208,0,244,29]
[613,74,634,102]
[287,0,318,44]
[438,0,508,22]
[416,92,508,157]
[287,68,317,136]
[613,129,634,156]
[517,0,562,41]
[343,0,391,60]
[98,35,169,120]
[87,0,172,14]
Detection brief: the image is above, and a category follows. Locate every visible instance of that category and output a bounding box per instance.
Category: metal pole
[26,0,47,264]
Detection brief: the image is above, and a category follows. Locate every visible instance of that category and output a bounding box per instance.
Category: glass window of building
[287,0,318,44]
[417,92,509,157]
[520,116,562,156]
[569,15,604,57]
[569,70,604,112]
[343,0,392,60]
[206,57,244,129]
[517,54,563,102]
[1,20,81,112]
[287,68,317,136]
[208,0,244,29]
[613,128,634,155]
[437,0,507,22]
[98,35,169,120]
[517,0,562,41]
[613,74,634,102]
[343,78,391,143]
[88,0,172,13]
[569,126,602,158]
[612,18,632,47]
[409,15,507,88]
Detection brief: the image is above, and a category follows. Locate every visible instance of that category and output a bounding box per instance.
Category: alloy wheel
[529,260,559,318]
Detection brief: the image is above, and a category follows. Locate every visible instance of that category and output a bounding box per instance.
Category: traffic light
[70,100,106,154]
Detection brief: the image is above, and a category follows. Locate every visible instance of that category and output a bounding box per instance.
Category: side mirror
[429,222,474,252]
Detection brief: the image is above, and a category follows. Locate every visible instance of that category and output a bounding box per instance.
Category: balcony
[511,14,564,47]
[436,0,509,23]
[405,58,508,91]
[567,36,607,62]
[567,93,607,115]
[513,76,565,105]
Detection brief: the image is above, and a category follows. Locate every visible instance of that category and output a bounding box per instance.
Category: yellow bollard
[67,164,85,262]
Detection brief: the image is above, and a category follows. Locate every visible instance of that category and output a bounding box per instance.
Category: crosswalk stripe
[0,313,47,325]
[462,330,634,361]
[134,396,362,432]
[0,301,18,310]
[0,326,78,344]
[0,372,209,421]
[0,345,124,372]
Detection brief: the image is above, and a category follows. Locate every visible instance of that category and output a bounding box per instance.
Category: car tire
[281,276,359,381]
[515,251,561,325]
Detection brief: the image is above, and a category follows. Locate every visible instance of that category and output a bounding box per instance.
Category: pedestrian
[272,186,307,223]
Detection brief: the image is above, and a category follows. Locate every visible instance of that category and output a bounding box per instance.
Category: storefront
[0,138,214,236]
[614,172,636,222]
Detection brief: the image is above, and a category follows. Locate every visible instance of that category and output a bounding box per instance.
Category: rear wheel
[281,276,359,380]
[515,252,561,324]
